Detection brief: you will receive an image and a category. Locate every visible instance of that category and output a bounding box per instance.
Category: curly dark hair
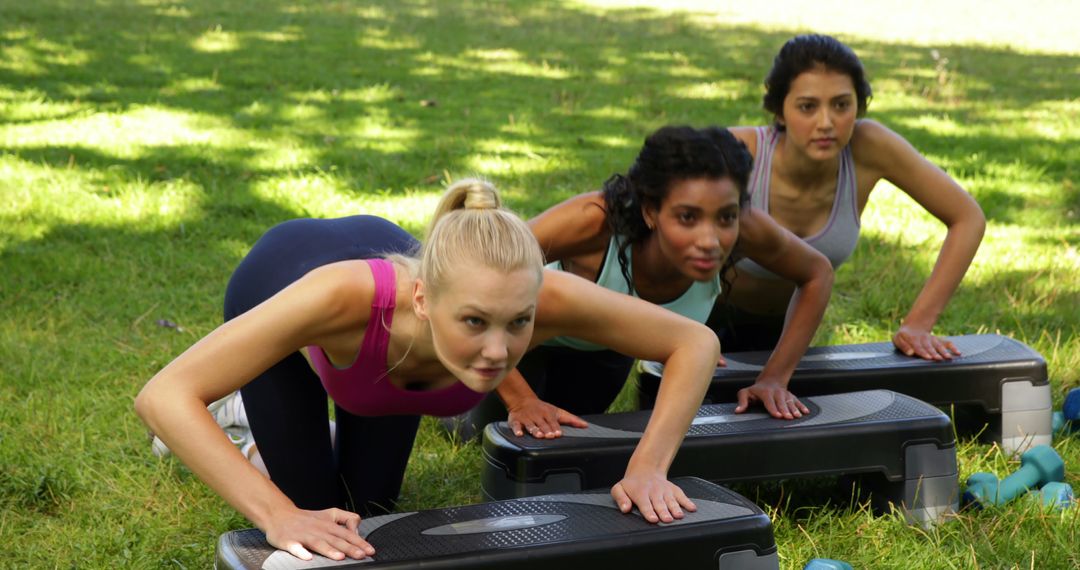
[763,34,873,130]
[601,125,752,294]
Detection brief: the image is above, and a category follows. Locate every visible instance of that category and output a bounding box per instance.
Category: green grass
[1,0,1078,568]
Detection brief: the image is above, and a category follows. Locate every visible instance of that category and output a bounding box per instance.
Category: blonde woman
[136,179,720,563]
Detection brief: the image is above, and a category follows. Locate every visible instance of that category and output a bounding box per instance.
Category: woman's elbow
[804,254,835,292]
[134,381,165,430]
[971,209,987,241]
[695,321,722,361]
[951,198,986,240]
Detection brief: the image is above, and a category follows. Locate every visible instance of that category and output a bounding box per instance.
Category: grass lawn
[1,0,1077,568]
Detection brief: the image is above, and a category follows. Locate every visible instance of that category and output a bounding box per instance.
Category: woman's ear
[412,279,429,321]
[640,203,658,231]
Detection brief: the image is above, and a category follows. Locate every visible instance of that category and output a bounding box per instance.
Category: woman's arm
[135,262,378,562]
[735,208,834,418]
[854,120,986,359]
[488,192,612,437]
[528,191,611,262]
[494,368,588,438]
[533,269,721,524]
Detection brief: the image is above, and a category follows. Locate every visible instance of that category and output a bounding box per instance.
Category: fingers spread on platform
[611,482,633,513]
[893,327,960,361]
[557,407,589,429]
[266,507,375,562]
[737,382,803,419]
[508,398,578,438]
[284,542,314,561]
[735,389,751,413]
[612,476,693,524]
[673,484,697,513]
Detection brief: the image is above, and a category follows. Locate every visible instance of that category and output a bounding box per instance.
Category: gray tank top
[735,126,861,279]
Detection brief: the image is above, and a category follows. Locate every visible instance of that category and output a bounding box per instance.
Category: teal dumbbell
[965,471,998,489]
[963,472,1000,507]
[804,559,854,570]
[1053,411,1066,434]
[1025,482,1074,510]
[963,445,1066,507]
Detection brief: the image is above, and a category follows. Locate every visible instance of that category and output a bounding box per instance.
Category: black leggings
[637,301,784,409]
[705,300,786,353]
[224,215,420,515]
[451,345,634,440]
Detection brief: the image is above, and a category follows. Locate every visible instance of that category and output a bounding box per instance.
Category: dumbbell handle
[998,463,1052,499]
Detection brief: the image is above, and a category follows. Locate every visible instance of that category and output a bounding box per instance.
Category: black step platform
[215,477,778,570]
[483,390,958,527]
[638,334,1051,455]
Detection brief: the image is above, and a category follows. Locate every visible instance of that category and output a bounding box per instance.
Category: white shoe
[150,433,171,458]
[208,391,248,430]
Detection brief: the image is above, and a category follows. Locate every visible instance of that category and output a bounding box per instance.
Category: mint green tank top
[544,236,721,351]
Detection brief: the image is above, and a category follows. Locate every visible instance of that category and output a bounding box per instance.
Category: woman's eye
[677,212,695,223]
[464,316,485,327]
[510,317,532,330]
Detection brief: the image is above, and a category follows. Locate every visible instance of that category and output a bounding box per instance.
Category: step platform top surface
[489,390,948,447]
[220,478,768,569]
[640,334,1043,377]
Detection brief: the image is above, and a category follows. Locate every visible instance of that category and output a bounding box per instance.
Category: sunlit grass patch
[0,1,1076,568]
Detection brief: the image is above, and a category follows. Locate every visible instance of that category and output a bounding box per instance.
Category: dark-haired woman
[450,126,833,441]
[710,34,985,358]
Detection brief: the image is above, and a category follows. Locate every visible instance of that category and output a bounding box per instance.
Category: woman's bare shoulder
[729,126,761,157]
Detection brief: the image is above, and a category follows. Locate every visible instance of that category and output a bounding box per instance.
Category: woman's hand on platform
[264,506,374,562]
[612,471,696,524]
[893,325,961,361]
[506,397,588,439]
[735,380,808,420]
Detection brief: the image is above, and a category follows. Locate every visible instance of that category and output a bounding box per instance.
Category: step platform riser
[483,390,959,527]
[638,335,1050,455]
[216,478,778,570]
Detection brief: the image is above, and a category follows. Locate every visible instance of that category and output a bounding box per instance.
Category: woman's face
[780,66,858,161]
[643,177,740,282]
[415,264,540,393]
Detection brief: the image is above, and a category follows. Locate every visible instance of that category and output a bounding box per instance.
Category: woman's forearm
[135,382,296,530]
[627,331,718,473]
[757,258,834,386]
[902,215,985,331]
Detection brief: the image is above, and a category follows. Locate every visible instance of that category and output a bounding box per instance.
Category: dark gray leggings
[224,215,420,515]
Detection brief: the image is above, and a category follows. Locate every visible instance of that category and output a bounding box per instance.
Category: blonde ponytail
[425,178,502,240]
[417,178,543,294]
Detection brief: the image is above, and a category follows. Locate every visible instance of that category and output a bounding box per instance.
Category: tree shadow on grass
[820,232,1078,352]
[2,4,1078,567]
[1,0,1075,414]
[2,0,1076,219]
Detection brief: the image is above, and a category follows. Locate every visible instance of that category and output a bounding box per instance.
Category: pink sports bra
[307,259,484,417]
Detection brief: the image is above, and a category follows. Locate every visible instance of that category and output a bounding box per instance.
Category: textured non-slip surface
[219,478,766,569]
[504,390,941,447]
[640,334,1039,377]
[714,334,1030,372]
